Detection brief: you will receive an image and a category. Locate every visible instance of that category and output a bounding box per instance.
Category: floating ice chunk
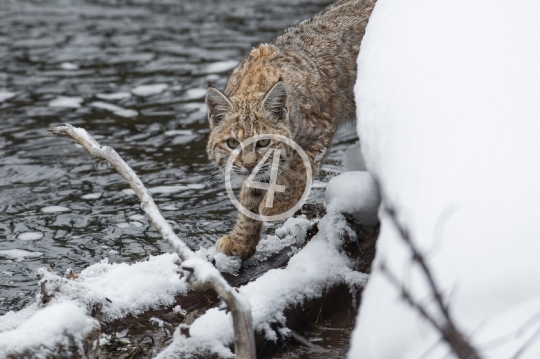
[204,60,239,74]
[90,101,137,118]
[164,130,194,136]
[116,223,130,229]
[0,302,99,358]
[41,206,70,213]
[342,143,367,171]
[81,193,102,200]
[131,84,168,96]
[184,88,206,100]
[96,92,131,101]
[325,171,380,225]
[17,232,44,241]
[60,62,79,70]
[0,90,16,102]
[0,249,43,261]
[48,96,83,108]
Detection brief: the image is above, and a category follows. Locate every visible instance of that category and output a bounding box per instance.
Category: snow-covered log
[349,0,540,358]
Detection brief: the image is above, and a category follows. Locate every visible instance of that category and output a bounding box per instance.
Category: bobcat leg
[216,183,263,259]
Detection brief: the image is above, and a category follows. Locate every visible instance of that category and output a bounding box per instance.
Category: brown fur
[206,0,376,259]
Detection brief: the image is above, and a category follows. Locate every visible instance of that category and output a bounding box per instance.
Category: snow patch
[325,171,380,225]
[0,302,99,358]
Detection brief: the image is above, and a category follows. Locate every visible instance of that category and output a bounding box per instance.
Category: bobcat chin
[206,0,376,259]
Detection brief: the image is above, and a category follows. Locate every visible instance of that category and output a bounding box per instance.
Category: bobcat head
[206,81,294,179]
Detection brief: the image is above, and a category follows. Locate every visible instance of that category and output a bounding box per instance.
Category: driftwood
[49,124,256,359]
[99,211,378,358]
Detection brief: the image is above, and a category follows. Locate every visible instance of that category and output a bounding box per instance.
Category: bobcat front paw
[215,235,256,259]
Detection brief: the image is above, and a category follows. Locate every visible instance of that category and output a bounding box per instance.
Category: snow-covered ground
[349,0,540,358]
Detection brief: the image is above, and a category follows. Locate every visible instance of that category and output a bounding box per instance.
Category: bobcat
[206,0,376,259]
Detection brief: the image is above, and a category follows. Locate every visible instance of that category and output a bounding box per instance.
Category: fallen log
[98,211,378,359]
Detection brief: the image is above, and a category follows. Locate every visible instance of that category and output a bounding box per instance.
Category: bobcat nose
[243,163,256,172]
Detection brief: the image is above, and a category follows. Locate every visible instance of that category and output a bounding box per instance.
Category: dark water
[0,0,357,322]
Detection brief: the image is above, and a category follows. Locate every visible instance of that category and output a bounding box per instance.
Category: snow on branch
[49,124,256,359]
[380,202,481,359]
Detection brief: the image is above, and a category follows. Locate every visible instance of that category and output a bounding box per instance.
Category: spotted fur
[206,0,376,259]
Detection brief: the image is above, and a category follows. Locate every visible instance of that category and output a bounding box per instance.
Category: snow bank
[158,213,369,358]
[325,171,380,225]
[0,302,99,358]
[349,0,540,358]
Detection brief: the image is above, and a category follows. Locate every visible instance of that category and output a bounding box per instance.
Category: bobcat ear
[261,81,288,120]
[206,87,234,127]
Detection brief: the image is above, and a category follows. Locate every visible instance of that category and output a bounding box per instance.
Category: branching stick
[381,203,481,359]
[49,124,256,359]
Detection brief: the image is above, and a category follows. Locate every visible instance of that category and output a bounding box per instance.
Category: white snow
[48,96,83,108]
[158,212,368,358]
[131,84,168,96]
[0,249,43,261]
[41,206,70,213]
[96,92,131,100]
[0,302,99,358]
[325,172,380,225]
[17,232,44,241]
[203,60,239,74]
[0,90,16,102]
[349,0,540,358]
[90,101,138,118]
[34,253,187,322]
[60,62,79,70]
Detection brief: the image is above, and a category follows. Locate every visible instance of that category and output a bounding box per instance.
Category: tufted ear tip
[206,87,233,127]
[261,81,288,120]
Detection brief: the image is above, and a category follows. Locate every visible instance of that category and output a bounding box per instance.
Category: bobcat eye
[226,138,239,149]
[256,138,271,147]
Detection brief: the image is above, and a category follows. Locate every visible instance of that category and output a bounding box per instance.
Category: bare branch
[49,124,256,359]
[381,203,481,359]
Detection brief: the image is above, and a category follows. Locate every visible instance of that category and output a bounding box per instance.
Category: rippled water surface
[0,0,357,315]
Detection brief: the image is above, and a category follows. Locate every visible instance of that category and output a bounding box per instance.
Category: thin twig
[381,203,481,359]
[49,124,256,359]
